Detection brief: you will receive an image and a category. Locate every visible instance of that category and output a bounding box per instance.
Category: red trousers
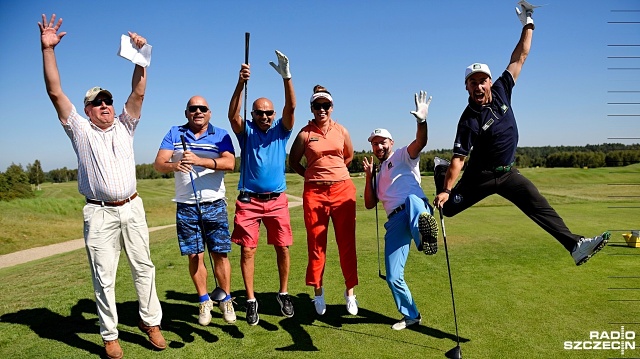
[303,180,358,290]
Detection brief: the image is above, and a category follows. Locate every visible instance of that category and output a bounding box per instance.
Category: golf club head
[210,286,227,303]
[237,191,251,203]
[445,345,462,359]
[378,273,386,281]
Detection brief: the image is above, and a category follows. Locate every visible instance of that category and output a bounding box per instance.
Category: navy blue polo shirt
[453,70,518,172]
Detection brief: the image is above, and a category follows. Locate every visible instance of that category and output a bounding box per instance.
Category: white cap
[464,63,492,82]
[368,128,393,142]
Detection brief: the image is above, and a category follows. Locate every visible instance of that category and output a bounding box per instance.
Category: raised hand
[515,0,538,29]
[127,31,147,49]
[269,50,291,79]
[410,90,432,123]
[38,14,66,50]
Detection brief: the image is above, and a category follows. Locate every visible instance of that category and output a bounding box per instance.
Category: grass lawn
[0,166,638,358]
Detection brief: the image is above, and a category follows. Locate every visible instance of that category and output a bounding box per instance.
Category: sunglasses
[89,98,113,106]
[253,110,274,117]
[188,105,209,113]
[311,102,332,111]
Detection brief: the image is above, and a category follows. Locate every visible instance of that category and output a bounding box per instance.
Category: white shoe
[391,314,422,330]
[198,299,214,326]
[313,288,326,315]
[571,232,610,266]
[219,299,236,324]
[345,292,358,315]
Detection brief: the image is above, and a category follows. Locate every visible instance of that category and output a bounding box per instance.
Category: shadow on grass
[1,291,468,355]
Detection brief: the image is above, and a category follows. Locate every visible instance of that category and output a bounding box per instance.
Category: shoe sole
[277,296,295,318]
[576,232,610,266]
[419,213,438,255]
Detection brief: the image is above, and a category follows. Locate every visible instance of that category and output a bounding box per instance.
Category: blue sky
[1,1,638,171]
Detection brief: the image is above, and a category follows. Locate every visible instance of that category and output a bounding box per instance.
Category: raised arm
[39,14,72,123]
[362,156,377,209]
[228,64,249,134]
[407,90,432,159]
[507,2,536,82]
[124,32,147,119]
[269,50,296,131]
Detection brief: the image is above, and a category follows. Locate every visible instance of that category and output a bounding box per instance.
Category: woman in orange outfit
[289,85,358,316]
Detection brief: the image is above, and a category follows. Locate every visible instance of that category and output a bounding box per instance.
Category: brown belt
[86,192,138,207]
[312,180,343,186]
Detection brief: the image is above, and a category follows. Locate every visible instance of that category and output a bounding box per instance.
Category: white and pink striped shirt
[62,105,138,201]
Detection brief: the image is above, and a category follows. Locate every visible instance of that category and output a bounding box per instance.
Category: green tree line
[1,143,638,201]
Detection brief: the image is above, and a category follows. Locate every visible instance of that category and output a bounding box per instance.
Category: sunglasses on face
[253,110,274,117]
[89,98,114,106]
[188,105,209,113]
[311,102,332,111]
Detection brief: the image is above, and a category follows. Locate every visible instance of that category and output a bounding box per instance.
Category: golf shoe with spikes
[418,212,438,255]
[571,232,610,266]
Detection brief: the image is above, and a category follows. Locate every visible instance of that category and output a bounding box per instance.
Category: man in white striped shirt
[39,14,164,359]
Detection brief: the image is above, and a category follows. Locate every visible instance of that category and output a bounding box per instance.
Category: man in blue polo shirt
[433,2,609,266]
[154,95,237,326]
[227,50,296,326]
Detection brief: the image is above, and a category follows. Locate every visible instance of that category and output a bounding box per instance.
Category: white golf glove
[410,90,432,123]
[515,0,536,29]
[269,50,291,79]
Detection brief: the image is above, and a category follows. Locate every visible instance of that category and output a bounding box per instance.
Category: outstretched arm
[269,50,296,131]
[507,3,535,82]
[433,155,465,209]
[228,64,249,134]
[39,14,72,123]
[124,32,147,119]
[407,90,432,159]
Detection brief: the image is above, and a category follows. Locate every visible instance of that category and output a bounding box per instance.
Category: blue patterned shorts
[176,199,231,255]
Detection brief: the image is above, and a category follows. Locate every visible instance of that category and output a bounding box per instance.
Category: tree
[27,160,45,190]
[0,163,34,201]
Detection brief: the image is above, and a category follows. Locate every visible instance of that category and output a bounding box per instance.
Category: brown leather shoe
[104,339,123,359]
[138,320,167,350]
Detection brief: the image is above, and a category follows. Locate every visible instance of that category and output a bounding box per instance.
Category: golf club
[237,31,251,203]
[438,207,462,359]
[372,162,385,280]
[180,135,219,288]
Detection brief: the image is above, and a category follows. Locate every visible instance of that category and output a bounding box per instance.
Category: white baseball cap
[367,128,393,142]
[464,63,492,82]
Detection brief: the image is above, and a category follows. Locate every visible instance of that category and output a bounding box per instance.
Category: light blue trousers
[383,194,432,320]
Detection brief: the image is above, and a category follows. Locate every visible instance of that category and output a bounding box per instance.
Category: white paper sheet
[118,34,152,67]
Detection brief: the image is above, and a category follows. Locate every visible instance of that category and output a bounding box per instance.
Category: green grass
[1,166,639,358]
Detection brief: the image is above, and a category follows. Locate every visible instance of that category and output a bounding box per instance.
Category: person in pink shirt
[289,85,358,316]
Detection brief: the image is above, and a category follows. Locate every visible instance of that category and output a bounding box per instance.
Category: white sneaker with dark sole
[391,314,422,330]
[572,232,610,266]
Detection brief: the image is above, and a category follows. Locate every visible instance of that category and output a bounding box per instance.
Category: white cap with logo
[464,63,492,82]
[367,128,393,142]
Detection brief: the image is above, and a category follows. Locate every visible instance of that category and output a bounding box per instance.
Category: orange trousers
[303,179,358,290]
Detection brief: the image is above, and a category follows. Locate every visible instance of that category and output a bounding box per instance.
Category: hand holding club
[269,50,291,79]
[410,90,432,123]
[515,0,539,29]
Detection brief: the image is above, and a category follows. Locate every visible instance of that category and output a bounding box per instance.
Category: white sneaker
[571,232,610,266]
[198,299,214,326]
[313,288,326,315]
[345,292,358,315]
[219,299,236,324]
[391,314,422,330]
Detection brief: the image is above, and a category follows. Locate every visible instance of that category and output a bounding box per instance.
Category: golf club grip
[244,32,250,64]
[180,135,187,151]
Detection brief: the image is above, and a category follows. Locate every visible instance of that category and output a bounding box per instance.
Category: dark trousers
[438,168,581,252]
